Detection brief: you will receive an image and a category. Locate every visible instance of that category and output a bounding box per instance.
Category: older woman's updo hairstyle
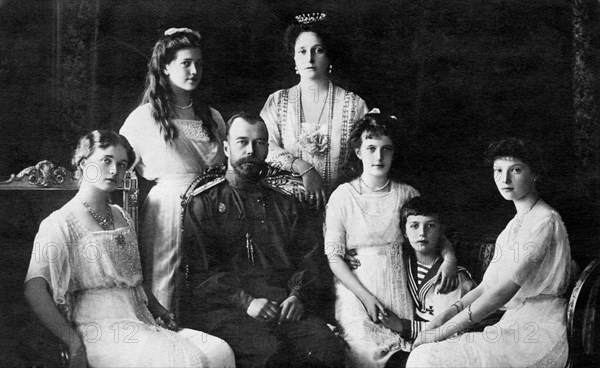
[284,13,339,62]
[484,137,545,177]
[72,130,135,179]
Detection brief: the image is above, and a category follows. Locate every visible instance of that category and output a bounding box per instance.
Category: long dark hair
[337,111,408,185]
[141,28,217,143]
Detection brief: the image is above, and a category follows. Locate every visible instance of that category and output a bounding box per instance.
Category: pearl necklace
[511,197,540,237]
[360,177,390,192]
[296,81,334,185]
[169,99,193,109]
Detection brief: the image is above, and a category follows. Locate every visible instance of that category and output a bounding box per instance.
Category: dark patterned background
[1,0,599,366]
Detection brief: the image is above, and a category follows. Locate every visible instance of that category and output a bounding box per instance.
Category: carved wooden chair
[0,160,138,232]
[0,160,139,366]
[566,257,600,368]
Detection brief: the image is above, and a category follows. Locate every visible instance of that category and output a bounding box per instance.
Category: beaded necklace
[360,177,390,193]
[296,81,334,186]
[79,197,126,247]
[510,197,540,238]
[169,99,193,109]
[80,197,114,229]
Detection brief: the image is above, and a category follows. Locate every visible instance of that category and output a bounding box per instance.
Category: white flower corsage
[298,126,329,156]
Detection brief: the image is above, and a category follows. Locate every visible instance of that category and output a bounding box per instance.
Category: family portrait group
[1,1,599,367]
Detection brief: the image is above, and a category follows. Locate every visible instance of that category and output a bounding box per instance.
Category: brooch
[218,202,227,213]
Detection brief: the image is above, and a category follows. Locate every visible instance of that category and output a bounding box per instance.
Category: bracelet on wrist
[297,165,315,177]
[290,158,299,172]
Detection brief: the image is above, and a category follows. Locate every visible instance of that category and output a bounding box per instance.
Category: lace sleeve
[25,214,72,306]
[511,213,571,298]
[323,186,348,257]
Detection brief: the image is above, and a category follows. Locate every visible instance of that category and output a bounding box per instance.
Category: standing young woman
[260,13,369,208]
[24,130,234,367]
[120,28,226,311]
[406,137,572,368]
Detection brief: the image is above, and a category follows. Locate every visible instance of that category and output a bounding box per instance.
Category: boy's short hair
[400,196,442,232]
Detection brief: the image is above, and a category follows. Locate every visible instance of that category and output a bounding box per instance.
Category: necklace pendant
[79,197,115,231]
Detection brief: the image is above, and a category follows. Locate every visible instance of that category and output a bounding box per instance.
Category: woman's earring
[329,64,333,74]
[295,66,299,75]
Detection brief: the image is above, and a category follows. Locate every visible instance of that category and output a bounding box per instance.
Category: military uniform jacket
[180,178,323,326]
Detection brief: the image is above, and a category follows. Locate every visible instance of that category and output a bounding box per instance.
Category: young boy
[380,196,476,340]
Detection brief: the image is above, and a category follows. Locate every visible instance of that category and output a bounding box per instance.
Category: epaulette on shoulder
[180,165,227,209]
[260,165,305,198]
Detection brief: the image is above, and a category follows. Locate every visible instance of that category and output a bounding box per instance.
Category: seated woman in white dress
[405,137,572,368]
[325,111,459,368]
[24,130,235,368]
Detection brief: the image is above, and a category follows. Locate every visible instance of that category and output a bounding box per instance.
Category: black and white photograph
[1,0,599,367]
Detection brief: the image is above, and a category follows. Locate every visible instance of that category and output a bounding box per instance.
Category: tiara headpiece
[164,27,201,39]
[295,12,327,25]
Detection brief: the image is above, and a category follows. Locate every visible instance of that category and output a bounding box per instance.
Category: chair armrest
[566,257,600,368]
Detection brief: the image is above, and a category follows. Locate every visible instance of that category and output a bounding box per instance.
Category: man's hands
[279,295,304,323]
[247,296,305,323]
[247,298,280,321]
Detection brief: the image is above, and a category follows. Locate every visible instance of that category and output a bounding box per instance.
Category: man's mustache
[236,156,265,166]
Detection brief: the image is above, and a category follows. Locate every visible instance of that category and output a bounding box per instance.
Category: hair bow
[164,27,200,39]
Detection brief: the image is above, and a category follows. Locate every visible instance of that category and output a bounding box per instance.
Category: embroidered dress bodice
[261,84,368,190]
[25,205,235,367]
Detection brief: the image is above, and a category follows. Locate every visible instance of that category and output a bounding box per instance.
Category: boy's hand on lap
[380,309,402,332]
